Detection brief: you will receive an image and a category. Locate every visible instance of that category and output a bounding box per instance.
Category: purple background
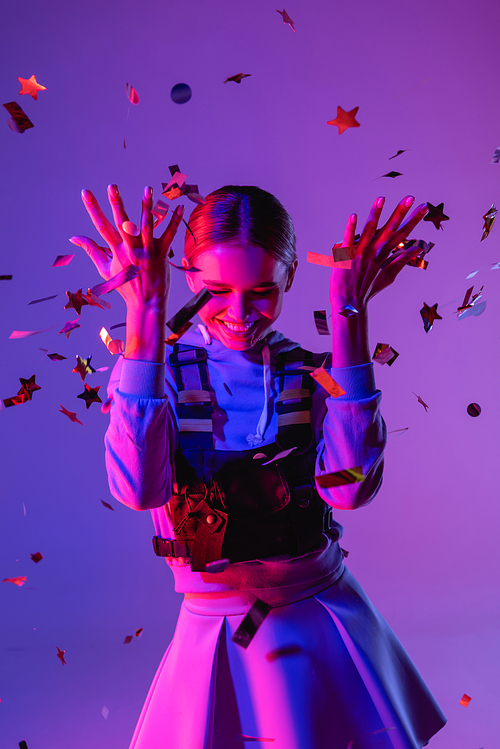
[1,0,499,746]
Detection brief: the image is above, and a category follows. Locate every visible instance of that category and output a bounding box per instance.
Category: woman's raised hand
[329,196,429,314]
[70,185,184,311]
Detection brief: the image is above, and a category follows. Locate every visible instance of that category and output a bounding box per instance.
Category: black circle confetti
[171,83,192,104]
[467,403,481,417]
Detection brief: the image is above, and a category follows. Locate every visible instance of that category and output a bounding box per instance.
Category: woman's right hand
[70,184,184,312]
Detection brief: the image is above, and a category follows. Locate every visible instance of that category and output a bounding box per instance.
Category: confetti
[316,467,365,489]
[307,251,335,268]
[124,636,133,644]
[56,646,67,665]
[122,220,140,237]
[420,302,442,332]
[101,706,109,720]
[64,288,89,316]
[332,242,356,268]
[232,598,272,648]
[379,171,402,179]
[424,202,449,230]
[224,73,251,84]
[125,83,139,104]
[166,289,212,338]
[459,301,487,319]
[223,383,233,396]
[390,77,431,101]
[389,149,408,160]
[52,254,74,267]
[82,289,112,310]
[18,74,46,100]
[165,322,193,346]
[3,394,29,408]
[72,355,96,381]
[19,742,29,749]
[327,106,360,134]
[310,367,346,398]
[314,310,330,335]
[9,326,55,338]
[276,8,295,30]
[412,392,429,412]
[30,552,43,563]
[1,274,13,280]
[100,327,124,355]
[110,322,126,330]
[456,285,484,317]
[372,343,399,366]
[3,374,42,408]
[262,447,297,465]
[162,165,206,205]
[3,101,34,132]
[266,644,301,662]
[59,405,84,424]
[467,403,481,417]
[339,304,358,317]
[170,83,192,104]
[491,147,500,164]
[235,736,275,743]
[151,198,169,228]
[28,294,57,305]
[459,693,471,707]
[480,204,497,241]
[387,427,409,436]
[90,265,139,297]
[58,319,81,338]
[45,351,67,361]
[2,577,27,586]
[205,559,231,573]
[135,628,143,637]
[101,499,114,510]
[77,383,102,409]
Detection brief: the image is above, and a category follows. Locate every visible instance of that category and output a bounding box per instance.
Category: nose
[227,292,251,321]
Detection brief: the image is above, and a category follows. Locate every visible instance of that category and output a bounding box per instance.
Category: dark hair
[184,186,297,269]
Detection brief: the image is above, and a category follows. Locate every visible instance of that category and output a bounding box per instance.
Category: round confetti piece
[171,83,192,104]
[467,402,481,417]
[122,221,140,237]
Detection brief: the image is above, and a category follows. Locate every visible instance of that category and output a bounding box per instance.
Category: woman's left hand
[329,196,429,313]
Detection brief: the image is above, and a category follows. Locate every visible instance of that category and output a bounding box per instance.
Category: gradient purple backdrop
[1,0,499,746]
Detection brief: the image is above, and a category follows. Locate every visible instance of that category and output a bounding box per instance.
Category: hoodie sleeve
[103,356,177,511]
[314,363,387,510]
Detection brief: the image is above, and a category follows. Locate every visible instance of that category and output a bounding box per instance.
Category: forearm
[330,307,370,368]
[124,299,167,363]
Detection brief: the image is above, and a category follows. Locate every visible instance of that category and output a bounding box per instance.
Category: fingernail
[69,237,81,246]
[419,203,429,215]
[82,189,93,203]
[350,213,357,224]
[108,184,119,197]
[175,204,185,216]
[144,186,153,200]
[404,196,415,207]
[376,197,385,208]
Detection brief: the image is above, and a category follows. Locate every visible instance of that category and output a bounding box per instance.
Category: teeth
[221,320,255,332]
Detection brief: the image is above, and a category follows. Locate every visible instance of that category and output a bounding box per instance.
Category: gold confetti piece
[459,693,471,707]
[316,467,365,489]
[99,327,124,355]
[372,343,399,366]
[310,367,346,398]
[307,251,335,267]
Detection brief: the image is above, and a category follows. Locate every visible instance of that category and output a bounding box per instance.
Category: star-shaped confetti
[64,288,89,316]
[18,74,47,100]
[327,106,360,134]
[480,204,497,241]
[424,202,449,230]
[59,405,84,424]
[276,8,295,30]
[72,355,96,382]
[413,392,429,412]
[30,552,43,563]
[77,383,102,409]
[56,646,67,665]
[18,374,41,401]
[224,73,252,84]
[59,319,81,338]
[420,302,442,332]
[2,576,27,586]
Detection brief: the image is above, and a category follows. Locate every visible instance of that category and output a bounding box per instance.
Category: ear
[284,259,298,292]
[182,256,196,293]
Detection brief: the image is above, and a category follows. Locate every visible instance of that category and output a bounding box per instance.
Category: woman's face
[183,243,297,351]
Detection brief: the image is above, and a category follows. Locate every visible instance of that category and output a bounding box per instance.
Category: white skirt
[128,567,446,749]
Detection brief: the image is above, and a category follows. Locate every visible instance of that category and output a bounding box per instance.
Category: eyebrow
[203,281,279,289]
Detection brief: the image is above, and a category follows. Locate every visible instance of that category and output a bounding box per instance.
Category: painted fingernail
[419,203,429,215]
[68,237,81,246]
[108,184,119,197]
[376,197,385,208]
[350,213,357,224]
[404,196,415,207]
[175,204,185,216]
[81,189,93,203]
[144,186,153,200]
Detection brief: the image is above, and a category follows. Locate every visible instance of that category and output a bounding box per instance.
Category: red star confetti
[316,467,365,489]
[100,327,124,355]
[372,343,399,366]
[59,319,81,338]
[72,355,96,382]
[64,288,89,316]
[101,499,114,510]
[3,577,27,586]
[30,552,43,563]
[424,202,449,230]
[420,302,442,332]
[77,383,102,409]
[52,254,74,267]
[276,8,295,30]
[18,74,46,100]
[413,392,429,412]
[59,405,84,424]
[56,646,66,665]
[224,73,252,84]
[3,101,34,132]
[389,149,408,160]
[266,644,301,662]
[480,204,497,241]
[18,375,41,401]
[314,310,330,335]
[459,693,471,707]
[327,106,360,134]
[9,326,55,338]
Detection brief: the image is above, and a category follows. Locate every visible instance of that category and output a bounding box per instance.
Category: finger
[141,186,155,254]
[158,204,185,259]
[376,203,429,262]
[69,236,111,277]
[106,184,132,238]
[342,213,357,249]
[370,246,422,297]
[81,189,121,247]
[356,197,385,257]
[372,195,415,250]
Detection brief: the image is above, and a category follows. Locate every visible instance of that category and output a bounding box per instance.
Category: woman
[71,184,446,748]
